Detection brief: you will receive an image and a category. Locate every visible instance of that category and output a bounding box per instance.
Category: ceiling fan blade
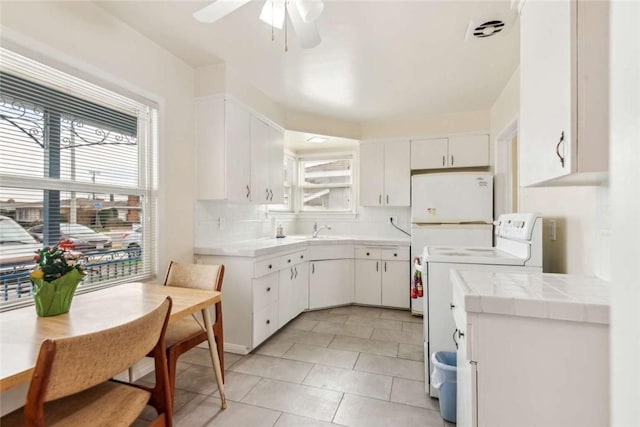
[296,0,324,23]
[259,0,286,30]
[288,1,321,49]
[193,0,252,24]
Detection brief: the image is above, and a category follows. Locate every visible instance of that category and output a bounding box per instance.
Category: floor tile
[303,364,392,401]
[398,343,424,362]
[402,321,424,334]
[355,353,424,381]
[329,305,382,319]
[211,371,261,402]
[174,394,281,427]
[255,339,294,357]
[371,328,423,345]
[390,377,439,410]
[312,321,374,339]
[175,363,220,395]
[230,354,313,383]
[282,343,359,369]
[346,316,403,331]
[328,335,398,358]
[380,310,422,323]
[241,378,343,422]
[333,393,443,427]
[274,413,343,427]
[271,328,335,347]
[180,348,244,370]
[287,317,319,331]
[138,388,199,421]
[299,310,349,324]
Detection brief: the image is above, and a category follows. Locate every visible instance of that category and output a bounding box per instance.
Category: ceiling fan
[193,0,325,50]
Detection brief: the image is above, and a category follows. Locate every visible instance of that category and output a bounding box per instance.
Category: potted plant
[30,242,85,317]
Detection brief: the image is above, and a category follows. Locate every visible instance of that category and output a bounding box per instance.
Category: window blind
[0,48,158,309]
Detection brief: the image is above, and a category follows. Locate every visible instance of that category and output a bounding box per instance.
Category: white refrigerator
[410,172,494,314]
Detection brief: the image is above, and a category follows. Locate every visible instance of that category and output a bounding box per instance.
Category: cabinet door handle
[366,252,370,256]
[269,189,273,200]
[294,267,298,278]
[312,263,315,274]
[384,261,387,272]
[291,268,294,280]
[266,287,271,292]
[379,194,382,205]
[376,261,379,272]
[451,155,454,166]
[555,131,566,167]
[386,195,389,204]
[266,319,270,325]
[453,329,458,349]
[442,155,445,166]
[266,189,269,200]
[288,259,291,263]
[450,303,456,310]
[246,185,250,198]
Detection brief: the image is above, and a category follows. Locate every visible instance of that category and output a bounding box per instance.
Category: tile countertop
[451,269,611,325]
[194,235,410,258]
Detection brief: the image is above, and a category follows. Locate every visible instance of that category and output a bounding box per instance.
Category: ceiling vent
[465,17,512,42]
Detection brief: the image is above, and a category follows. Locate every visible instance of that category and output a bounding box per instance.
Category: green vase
[31,269,84,317]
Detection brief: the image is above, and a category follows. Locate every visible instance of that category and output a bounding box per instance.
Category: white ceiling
[97,1,519,124]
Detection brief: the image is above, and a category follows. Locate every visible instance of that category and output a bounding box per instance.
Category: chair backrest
[28,297,172,403]
[164,261,224,292]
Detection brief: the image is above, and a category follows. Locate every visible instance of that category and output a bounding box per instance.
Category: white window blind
[0,48,158,309]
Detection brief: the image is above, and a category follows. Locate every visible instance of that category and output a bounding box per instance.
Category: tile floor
[136,306,456,427]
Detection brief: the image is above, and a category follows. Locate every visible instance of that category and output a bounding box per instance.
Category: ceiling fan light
[296,0,324,23]
[307,136,328,144]
[287,0,321,48]
[259,0,285,30]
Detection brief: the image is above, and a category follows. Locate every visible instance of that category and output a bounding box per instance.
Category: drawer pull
[266,287,271,292]
[394,253,397,257]
[366,252,370,256]
[288,259,291,263]
[266,319,270,325]
[268,264,272,269]
[300,255,304,259]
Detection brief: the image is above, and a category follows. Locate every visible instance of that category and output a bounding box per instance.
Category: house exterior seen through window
[299,157,353,212]
[0,49,157,308]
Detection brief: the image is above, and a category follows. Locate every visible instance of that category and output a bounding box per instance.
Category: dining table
[0,282,227,409]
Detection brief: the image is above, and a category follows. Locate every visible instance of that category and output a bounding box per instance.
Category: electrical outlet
[218,217,225,230]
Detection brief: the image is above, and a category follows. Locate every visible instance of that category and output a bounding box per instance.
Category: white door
[411,173,493,223]
[359,143,384,206]
[268,124,284,204]
[225,100,252,201]
[383,140,410,206]
[382,260,410,308]
[295,262,309,313]
[250,116,271,203]
[519,0,574,186]
[448,135,489,168]
[354,259,382,305]
[309,260,351,309]
[411,138,448,170]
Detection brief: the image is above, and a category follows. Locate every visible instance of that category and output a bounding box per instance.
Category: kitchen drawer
[381,247,409,261]
[280,250,307,268]
[355,247,382,260]
[253,274,278,310]
[254,256,280,278]
[253,302,279,346]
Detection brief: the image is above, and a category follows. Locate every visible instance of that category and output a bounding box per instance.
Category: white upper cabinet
[519,0,609,186]
[411,135,489,170]
[196,98,251,201]
[195,96,284,202]
[359,140,410,207]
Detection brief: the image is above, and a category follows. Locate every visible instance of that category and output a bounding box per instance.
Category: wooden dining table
[0,282,227,409]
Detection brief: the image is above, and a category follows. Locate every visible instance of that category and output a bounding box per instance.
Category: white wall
[0,1,196,278]
[490,67,609,276]
[609,1,640,425]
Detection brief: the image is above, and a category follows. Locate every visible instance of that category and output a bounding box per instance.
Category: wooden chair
[162,261,225,395]
[1,297,173,427]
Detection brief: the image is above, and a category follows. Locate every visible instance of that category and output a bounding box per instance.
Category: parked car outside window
[121,225,142,249]
[27,223,112,252]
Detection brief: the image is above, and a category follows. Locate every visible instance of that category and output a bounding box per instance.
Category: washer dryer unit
[423,213,543,397]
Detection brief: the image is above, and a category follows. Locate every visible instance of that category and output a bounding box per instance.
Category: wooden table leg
[202,307,227,409]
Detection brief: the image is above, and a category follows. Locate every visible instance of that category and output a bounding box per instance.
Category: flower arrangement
[30,243,85,317]
[31,243,85,282]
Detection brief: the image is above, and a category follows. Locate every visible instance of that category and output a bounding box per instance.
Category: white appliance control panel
[496,213,540,242]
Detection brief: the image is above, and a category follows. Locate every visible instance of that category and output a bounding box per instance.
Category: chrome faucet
[312,222,332,238]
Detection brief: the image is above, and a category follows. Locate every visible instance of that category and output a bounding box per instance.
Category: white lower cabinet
[354,247,409,308]
[309,259,352,309]
[278,259,309,328]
